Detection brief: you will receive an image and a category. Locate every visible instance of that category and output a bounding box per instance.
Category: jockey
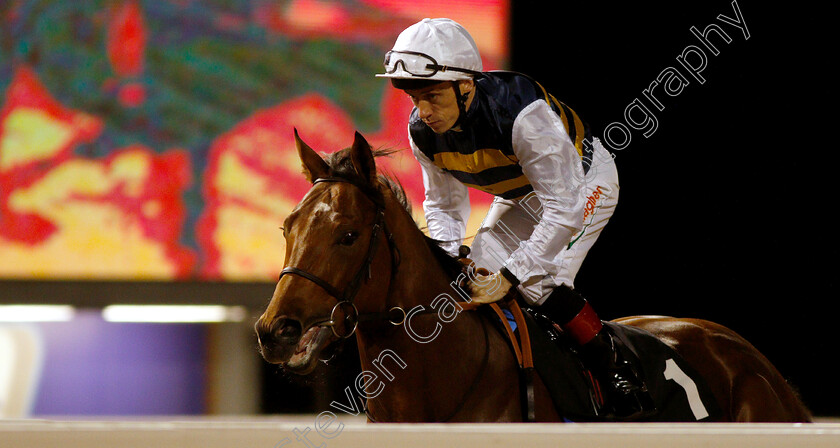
[377,18,653,418]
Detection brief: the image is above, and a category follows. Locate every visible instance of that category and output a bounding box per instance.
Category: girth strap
[485,298,537,422]
[456,296,536,421]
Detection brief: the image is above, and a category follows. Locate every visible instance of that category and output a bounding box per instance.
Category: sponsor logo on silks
[582,185,604,222]
[568,185,605,249]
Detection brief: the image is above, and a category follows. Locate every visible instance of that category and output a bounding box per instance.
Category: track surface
[2,417,840,448]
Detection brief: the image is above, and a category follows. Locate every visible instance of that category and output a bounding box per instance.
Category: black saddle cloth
[510,308,722,422]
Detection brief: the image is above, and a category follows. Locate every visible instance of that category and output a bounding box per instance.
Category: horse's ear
[350,131,376,185]
[294,128,329,183]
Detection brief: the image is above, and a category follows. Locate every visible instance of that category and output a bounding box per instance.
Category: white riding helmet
[376,18,482,82]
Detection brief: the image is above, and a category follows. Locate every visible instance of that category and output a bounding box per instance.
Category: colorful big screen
[0,0,507,280]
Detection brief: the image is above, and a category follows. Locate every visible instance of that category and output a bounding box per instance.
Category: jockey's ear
[350,131,376,185]
[294,128,329,183]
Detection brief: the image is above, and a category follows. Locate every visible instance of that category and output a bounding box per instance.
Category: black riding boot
[539,285,655,419]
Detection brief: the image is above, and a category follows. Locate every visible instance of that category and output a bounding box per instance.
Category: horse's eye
[339,231,359,246]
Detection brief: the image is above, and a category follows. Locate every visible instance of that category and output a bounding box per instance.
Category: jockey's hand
[470,271,513,304]
[457,257,488,275]
[455,246,512,304]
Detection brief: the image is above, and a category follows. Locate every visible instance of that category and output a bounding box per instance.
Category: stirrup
[592,333,657,420]
[599,363,656,419]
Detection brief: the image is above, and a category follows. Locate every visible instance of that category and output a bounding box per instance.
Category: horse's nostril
[258,317,303,345]
[255,318,275,343]
[277,319,302,344]
[255,316,306,364]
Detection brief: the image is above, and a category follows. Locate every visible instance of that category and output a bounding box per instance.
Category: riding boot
[539,285,655,419]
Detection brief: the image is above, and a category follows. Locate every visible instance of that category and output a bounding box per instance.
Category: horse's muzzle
[255,316,302,364]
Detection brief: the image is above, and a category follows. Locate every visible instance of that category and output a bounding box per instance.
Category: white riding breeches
[469,140,619,305]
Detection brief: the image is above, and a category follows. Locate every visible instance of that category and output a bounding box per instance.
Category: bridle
[277,176,403,339]
[277,175,494,422]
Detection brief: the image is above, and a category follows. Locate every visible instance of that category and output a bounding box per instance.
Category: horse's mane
[322,148,464,280]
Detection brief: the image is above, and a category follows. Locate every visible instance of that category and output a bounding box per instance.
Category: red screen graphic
[0,0,508,280]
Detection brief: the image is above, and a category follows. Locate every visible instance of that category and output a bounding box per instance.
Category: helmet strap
[452,81,471,129]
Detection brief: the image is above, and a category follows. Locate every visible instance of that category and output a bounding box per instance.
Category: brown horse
[255,130,811,423]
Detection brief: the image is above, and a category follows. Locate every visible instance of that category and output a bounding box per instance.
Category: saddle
[484,296,721,422]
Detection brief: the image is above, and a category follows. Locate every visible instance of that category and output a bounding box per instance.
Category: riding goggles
[382,50,481,78]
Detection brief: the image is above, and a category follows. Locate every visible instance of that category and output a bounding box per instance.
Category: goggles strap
[383,50,483,79]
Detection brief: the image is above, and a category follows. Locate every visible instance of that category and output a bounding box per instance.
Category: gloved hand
[469,271,513,304]
[455,245,513,304]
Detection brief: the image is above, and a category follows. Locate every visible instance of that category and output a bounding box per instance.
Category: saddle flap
[510,307,723,421]
[519,310,602,420]
[602,321,722,422]
[488,302,723,421]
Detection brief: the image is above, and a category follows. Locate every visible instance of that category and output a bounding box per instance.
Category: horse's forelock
[322,147,410,213]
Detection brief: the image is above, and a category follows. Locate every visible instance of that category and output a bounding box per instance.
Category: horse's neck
[353,195,494,421]
[383,196,461,310]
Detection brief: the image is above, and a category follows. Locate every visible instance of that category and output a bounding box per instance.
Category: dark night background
[262,1,837,417]
[513,1,835,416]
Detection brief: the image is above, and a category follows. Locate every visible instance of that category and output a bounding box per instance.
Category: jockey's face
[404,80,474,134]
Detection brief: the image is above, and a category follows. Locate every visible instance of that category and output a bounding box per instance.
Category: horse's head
[255,130,398,374]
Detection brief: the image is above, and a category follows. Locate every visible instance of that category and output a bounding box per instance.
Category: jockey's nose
[416,101,433,120]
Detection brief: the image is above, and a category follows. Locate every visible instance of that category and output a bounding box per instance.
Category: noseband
[278,177,402,338]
